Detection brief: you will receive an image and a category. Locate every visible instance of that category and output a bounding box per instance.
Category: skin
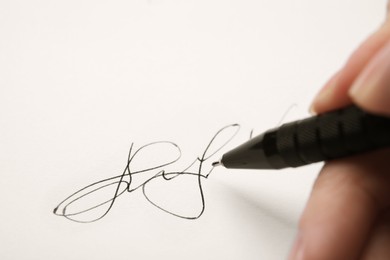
[289,2,390,260]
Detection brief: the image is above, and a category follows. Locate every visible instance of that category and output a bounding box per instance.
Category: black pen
[213,105,390,170]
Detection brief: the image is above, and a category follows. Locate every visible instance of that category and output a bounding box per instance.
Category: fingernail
[308,105,316,115]
[349,40,390,111]
[288,232,304,260]
[309,72,340,114]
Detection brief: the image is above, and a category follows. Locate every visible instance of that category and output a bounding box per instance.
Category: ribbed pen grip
[276,105,390,168]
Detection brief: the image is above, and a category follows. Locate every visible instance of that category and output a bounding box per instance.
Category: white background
[0,0,387,259]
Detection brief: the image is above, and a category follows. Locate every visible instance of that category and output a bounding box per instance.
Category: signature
[53,124,241,223]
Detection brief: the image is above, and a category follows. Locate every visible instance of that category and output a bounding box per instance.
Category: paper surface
[0,0,386,259]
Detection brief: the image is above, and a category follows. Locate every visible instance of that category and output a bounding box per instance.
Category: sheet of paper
[0,0,386,259]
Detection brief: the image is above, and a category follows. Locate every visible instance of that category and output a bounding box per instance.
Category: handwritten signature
[53,124,241,223]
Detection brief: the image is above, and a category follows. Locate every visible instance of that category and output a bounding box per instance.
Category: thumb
[349,38,390,116]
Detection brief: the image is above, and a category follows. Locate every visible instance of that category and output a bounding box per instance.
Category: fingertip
[349,40,390,117]
[310,71,345,114]
[308,104,316,115]
[310,70,353,115]
[387,0,390,17]
[311,20,390,115]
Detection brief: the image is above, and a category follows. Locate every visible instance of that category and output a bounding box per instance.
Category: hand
[289,3,390,260]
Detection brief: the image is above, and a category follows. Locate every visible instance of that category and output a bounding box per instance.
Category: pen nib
[212,161,222,167]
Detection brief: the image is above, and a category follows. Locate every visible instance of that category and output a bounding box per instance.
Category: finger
[361,209,390,260]
[388,0,390,17]
[349,37,390,116]
[310,17,390,114]
[288,149,390,260]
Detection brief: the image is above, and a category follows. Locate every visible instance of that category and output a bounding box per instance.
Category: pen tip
[212,161,222,167]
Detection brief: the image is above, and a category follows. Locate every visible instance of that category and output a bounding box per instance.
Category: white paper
[0,0,386,259]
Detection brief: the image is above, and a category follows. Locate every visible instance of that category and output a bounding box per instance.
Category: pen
[213,105,390,170]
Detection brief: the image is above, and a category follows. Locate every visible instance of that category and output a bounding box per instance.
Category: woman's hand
[289,3,390,259]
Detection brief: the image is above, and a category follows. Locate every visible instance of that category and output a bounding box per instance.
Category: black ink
[53,124,240,223]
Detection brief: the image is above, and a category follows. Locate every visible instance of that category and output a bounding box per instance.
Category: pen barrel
[275,105,390,168]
